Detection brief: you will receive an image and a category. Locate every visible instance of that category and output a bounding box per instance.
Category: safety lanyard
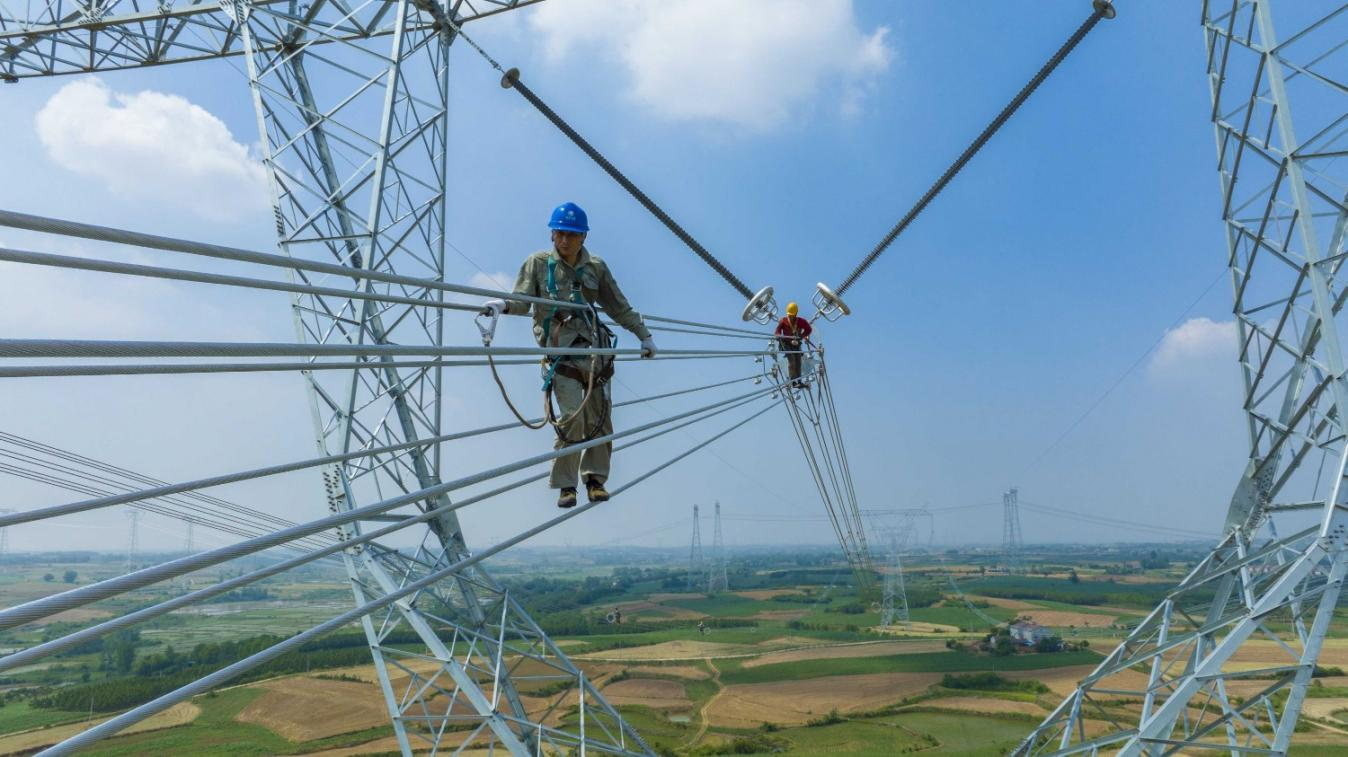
[541,255,590,390]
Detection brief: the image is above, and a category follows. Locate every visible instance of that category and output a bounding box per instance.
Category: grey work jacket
[504,247,652,349]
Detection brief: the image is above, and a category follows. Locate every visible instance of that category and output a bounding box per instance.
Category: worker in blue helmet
[482,202,657,508]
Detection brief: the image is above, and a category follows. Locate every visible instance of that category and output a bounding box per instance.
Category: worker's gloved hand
[480,299,507,318]
[640,337,658,359]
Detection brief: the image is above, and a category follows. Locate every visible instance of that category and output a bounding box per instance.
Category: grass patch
[720,651,1101,686]
[766,719,928,755]
[84,687,291,756]
[908,606,1016,629]
[664,596,780,618]
[0,700,88,734]
[885,711,1031,756]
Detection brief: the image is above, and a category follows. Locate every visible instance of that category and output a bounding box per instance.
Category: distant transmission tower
[184,520,194,553]
[0,509,13,560]
[687,505,704,592]
[708,502,728,594]
[865,508,927,627]
[1001,487,1024,574]
[124,510,140,572]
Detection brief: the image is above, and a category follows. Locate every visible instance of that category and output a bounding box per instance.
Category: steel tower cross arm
[0,0,539,80]
[1016,2,1348,754]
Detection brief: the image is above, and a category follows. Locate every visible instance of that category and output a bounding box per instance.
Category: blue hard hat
[548,202,589,233]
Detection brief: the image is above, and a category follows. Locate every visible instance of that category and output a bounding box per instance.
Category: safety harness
[479,253,614,444]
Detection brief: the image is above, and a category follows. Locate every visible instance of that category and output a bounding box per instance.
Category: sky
[0,0,1254,554]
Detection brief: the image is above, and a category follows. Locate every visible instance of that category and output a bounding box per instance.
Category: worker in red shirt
[775,302,813,387]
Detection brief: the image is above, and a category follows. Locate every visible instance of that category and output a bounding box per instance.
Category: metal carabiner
[474,310,500,347]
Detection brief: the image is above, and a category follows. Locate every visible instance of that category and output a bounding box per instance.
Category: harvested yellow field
[626,664,710,680]
[876,621,961,634]
[748,609,810,621]
[578,640,752,661]
[970,595,1039,611]
[0,701,200,755]
[1005,665,1146,698]
[21,607,114,628]
[914,695,1046,717]
[741,640,949,668]
[1301,697,1348,723]
[601,678,691,709]
[236,676,388,741]
[707,673,944,728]
[1016,610,1116,628]
[734,589,803,600]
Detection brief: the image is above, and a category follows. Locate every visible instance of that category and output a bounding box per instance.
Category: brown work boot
[557,487,578,509]
[585,478,610,503]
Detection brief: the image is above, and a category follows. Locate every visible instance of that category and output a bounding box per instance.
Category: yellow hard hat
[786,302,799,316]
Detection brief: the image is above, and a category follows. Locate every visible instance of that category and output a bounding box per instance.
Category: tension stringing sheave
[830,0,1116,299]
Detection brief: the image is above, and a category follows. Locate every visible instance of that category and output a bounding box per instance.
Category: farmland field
[4,545,1347,755]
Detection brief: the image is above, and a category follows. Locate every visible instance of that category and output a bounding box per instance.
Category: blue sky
[0,0,1251,553]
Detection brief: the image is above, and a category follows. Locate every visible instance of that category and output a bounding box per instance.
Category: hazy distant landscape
[5,543,1348,755]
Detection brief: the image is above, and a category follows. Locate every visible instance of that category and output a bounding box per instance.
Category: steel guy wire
[0,209,592,314]
[0,392,773,673]
[0,353,753,379]
[0,374,763,529]
[0,385,781,628]
[833,1,1116,297]
[432,18,755,301]
[37,399,780,757]
[0,432,334,545]
[0,459,335,554]
[0,338,770,360]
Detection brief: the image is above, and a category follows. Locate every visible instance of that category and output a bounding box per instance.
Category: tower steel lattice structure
[708,501,728,594]
[864,508,933,627]
[1018,1,1348,753]
[688,504,704,592]
[0,1,662,754]
[124,509,140,573]
[0,509,12,559]
[1002,487,1025,574]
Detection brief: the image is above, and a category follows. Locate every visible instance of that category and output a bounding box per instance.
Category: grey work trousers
[549,370,613,489]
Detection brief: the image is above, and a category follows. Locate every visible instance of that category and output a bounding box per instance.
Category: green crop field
[718,650,1102,686]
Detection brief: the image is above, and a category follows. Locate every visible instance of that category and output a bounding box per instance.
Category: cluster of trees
[33,629,419,713]
[39,570,78,583]
[940,672,1049,693]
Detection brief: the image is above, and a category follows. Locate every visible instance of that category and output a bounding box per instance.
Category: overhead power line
[833,0,1116,297]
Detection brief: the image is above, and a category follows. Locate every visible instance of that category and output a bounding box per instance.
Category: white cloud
[527,0,893,131]
[35,78,269,222]
[469,271,514,292]
[1150,317,1237,377]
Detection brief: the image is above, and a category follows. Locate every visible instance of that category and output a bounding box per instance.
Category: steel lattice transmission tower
[0,509,12,560]
[708,502,728,594]
[0,2,652,754]
[1001,487,1025,574]
[124,510,140,573]
[1018,2,1348,753]
[687,504,704,592]
[864,508,932,627]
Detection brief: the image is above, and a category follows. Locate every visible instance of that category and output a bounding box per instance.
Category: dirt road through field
[689,658,723,747]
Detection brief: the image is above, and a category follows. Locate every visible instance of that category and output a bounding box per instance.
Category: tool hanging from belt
[476,257,614,443]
